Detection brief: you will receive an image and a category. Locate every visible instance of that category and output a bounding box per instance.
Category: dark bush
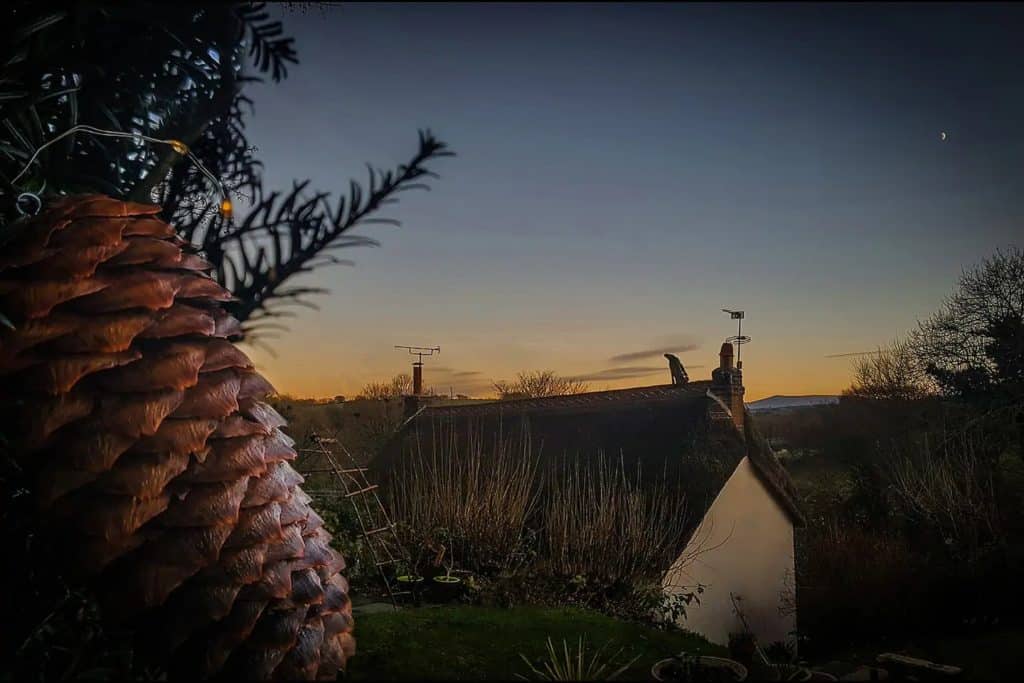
[797,521,925,652]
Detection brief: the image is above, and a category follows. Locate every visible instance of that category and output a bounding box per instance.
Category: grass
[344,605,725,681]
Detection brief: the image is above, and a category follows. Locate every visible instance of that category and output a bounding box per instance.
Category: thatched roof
[372,380,804,528]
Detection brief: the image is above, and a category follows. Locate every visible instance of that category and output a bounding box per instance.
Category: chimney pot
[719,342,734,371]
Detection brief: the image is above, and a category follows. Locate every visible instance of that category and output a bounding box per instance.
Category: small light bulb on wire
[11,124,232,220]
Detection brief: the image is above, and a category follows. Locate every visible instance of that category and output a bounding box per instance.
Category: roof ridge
[423,380,715,414]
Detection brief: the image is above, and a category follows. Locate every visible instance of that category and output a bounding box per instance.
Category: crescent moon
[940,131,948,141]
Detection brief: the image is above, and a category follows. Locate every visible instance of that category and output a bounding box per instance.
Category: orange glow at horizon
[242,336,858,403]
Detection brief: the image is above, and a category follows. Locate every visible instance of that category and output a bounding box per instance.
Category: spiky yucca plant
[0,195,354,680]
[517,636,639,681]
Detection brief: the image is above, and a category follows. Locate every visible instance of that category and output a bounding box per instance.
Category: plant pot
[430,575,463,602]
[396,574,424,585]
[651,656,748,682]
[395,574,425,601]
[773,665,812,682]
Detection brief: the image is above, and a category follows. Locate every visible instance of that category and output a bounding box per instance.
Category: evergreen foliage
[0,1,453,331]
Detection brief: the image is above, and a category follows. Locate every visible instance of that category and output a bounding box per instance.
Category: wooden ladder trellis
[297,433,411,610]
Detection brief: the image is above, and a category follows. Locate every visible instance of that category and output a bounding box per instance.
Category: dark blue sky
[243,2,1023,399]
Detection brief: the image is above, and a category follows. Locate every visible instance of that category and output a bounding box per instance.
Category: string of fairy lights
[10,124,233,219]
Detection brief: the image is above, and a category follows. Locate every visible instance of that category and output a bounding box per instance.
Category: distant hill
[747,395,839,412]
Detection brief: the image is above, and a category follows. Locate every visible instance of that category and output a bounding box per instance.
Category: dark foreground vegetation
[313,440,698,629]
[764,399,1024,662]
[760,249,1024,666]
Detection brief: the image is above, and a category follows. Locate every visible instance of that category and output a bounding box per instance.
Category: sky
[237,2,1023,401]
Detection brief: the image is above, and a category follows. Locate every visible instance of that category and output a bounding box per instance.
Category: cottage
[372,342,803,648]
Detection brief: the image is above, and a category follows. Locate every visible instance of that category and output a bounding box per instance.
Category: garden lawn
[345,605,724,681]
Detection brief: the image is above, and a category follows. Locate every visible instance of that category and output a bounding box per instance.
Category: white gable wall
[661,455,796,648]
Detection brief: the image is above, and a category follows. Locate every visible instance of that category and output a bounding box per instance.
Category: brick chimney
[412,363,423,395]
[711,342,745,432]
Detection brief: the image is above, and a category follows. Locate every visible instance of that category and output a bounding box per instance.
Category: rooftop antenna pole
[721,309,750,369]
[394,345,440,395]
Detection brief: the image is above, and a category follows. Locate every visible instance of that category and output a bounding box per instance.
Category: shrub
[541,452,692,588]
[387,423,541,574]
[889,425,1003,558]
[797,519,926,651]
[383,432,698,620]
[316,496,378,586]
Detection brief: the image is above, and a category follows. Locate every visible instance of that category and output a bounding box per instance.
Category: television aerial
[394,345,440,396]
[721,309,751,368]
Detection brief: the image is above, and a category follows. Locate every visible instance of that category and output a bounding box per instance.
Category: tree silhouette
[843,338,935,401]
[912,247,1024,406]
[360,373,414,400]
[493,370,590,399]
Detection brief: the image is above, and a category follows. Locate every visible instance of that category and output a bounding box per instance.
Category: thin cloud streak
[609,343,700,364]
[566,364,705,382]
[429,367,484,377]
[824,350,884,358]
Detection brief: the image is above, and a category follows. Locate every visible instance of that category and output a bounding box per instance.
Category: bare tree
[493,370,590,399]
[843,338,935,401]
[359,373,413,400]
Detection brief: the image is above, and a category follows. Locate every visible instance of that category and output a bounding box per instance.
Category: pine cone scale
[0,195,354,679]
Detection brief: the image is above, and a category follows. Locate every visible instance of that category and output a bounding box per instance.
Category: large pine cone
[0,195,355,679]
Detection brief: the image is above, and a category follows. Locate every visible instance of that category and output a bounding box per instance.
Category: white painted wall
[661,456,796,648]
